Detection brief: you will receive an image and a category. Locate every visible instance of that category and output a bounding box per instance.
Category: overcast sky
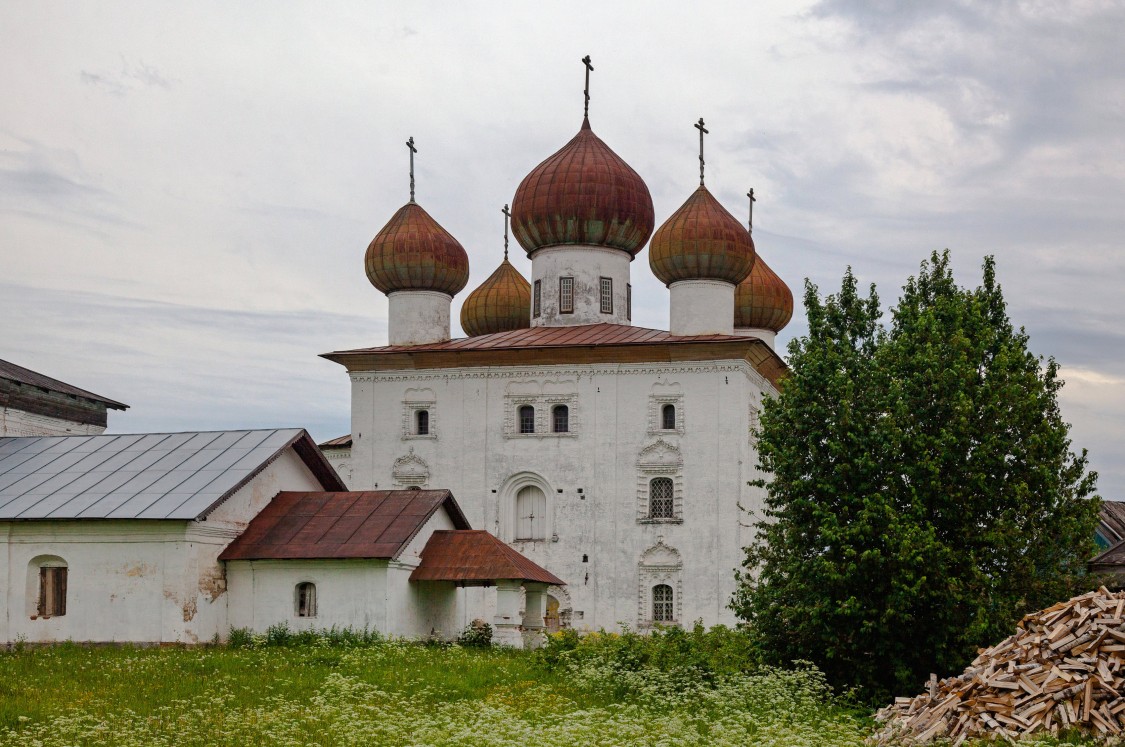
[3,1,1123,497]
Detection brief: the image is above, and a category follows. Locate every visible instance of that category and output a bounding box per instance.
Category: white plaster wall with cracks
[346,357,775,632]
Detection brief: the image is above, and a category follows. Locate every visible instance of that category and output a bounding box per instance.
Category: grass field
[0,630,1106,746]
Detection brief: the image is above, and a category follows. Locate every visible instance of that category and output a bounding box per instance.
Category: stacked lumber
[872,588,1125,745]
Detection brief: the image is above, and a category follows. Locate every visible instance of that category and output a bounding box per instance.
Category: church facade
[323,64,794,632]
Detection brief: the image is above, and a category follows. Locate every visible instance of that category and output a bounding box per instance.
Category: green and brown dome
[365,202,470,296]
[460,258,531,337]
[734,253,793,332]
[649,186,756,286]
[511,117,655,256]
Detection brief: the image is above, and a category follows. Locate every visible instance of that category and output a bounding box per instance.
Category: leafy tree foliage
[732,251,1100,701]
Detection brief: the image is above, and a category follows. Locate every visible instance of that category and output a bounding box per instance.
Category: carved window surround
[636,438,684,523]
[647,393,684,435]
[637,537,683,628]
[504,394,579,439]
[401,401,437,440]
[391,447,430,489]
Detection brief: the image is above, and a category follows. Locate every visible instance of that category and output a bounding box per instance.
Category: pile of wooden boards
[872,588,1125,745]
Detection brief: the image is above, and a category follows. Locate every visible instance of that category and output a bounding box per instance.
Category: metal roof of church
[0,359,128,410]
[0,428,343,521]
[219,490,470,561]
[410,530,565,586]
[326,322,753,354]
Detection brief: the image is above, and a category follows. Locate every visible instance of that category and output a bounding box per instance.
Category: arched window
[416,409,429,436]
[653,584,674,623]
[34,558,68,618]
[519,405,535,434]
[552,405,569,433]
[515,485,547,540]
[661,404,676,430]
[649,477,674,519]
[296,582,317,618]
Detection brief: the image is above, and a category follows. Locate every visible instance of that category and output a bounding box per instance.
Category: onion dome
[459,257,531,337]
[365,202,470,296]
[734,254,793,331]
[511,117,655,256]
[649,186,756,286]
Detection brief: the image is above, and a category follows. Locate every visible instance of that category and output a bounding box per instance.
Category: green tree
[732,251,1100,701]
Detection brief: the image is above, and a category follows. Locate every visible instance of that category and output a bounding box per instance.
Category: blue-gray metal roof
[0,429,338,521]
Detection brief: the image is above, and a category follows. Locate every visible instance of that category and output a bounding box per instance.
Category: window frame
[518,405,536,434]
[627,283,632,321]
[652,584,674,623]
[38,565,67,618]
[551,404,569,433]
[295,582,317,618]
[599,276,613,314]
[415,409,430,436]
[648,477,675,519]
[559,276,575,314]
[533,280,542,318]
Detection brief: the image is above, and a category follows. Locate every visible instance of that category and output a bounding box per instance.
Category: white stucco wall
[0,407,104,436]
[1,446,327,645]
[322,448,353,488]
[387,290,453,345]
[348,356,774,632]
[225,506,461,638]
[530,245,632,326]
[669,280,737,336]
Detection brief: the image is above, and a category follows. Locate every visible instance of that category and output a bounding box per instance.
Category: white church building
[321,64,794,632]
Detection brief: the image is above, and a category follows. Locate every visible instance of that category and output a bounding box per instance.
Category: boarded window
[649,477,674,519]
[552,405,569,433]
[519,405,535,434]
[38,566,67,618]
[653,584,674,622]
[559,277,574,314]
[416,409,429,435]
[662,404,676,430]
[599,277,613,314]
[533,280,541,318]
[515,485,547,540]
[296,582,317,618]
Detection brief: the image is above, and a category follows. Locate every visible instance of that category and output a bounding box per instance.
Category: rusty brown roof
[410,530,565,585]
[0,359,128,410]
[321,323,788,388]
[735,253,794,333]
[650,185,755,286]
[219,490,470,561]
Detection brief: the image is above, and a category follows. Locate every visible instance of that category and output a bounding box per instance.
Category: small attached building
[0,359,128,437]
[0,428,344,644]
[222,490,563,645]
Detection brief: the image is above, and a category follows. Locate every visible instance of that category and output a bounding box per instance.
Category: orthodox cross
[501,204,511,260]
[581,55,594,118]
[406,136,417,202]
[695,118,709,186]
[747,188,756,233]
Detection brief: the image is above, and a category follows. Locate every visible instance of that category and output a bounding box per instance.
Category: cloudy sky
[3,1,1124,496]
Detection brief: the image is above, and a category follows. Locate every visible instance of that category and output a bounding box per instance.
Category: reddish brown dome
[735,253,793,332]
[460,258,531,337]
[511,118,655,256]
[649,186,756,286]
[365,202,470,296]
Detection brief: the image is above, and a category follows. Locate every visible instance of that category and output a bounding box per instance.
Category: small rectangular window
[416,409,429,436]
[599,277,613,314]
[533,280,542,318]
[627,283,632,321]
[519,405,535,434]
[552,405,569,433]
[559,277,574,314]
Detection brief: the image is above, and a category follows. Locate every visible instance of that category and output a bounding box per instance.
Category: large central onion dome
[649,186,756,286]
[511,118,655,256]
[365,202,470,296]
[460,256,531,337]
[735,254,793,331]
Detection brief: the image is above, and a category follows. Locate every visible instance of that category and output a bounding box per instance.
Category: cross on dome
[747,188,756,233]
[501,204,511,260]
[581,55,594,119]
[695,118,709,186]
[406,136,418,202]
